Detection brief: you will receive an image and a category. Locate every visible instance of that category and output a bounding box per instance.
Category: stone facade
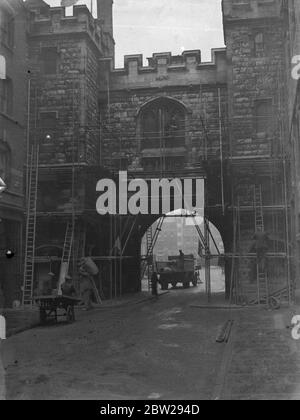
[100,50,228,171]
[27,1,104,165]
[224,0,285,157]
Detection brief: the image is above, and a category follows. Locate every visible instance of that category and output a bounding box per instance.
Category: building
[0,0,28,307]
[10,0,296,307]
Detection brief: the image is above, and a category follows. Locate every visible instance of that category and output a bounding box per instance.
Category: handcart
[35,295,81,325]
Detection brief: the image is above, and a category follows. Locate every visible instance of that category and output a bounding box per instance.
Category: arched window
[0,8,14,48]
[140,98,186,150]
[0,77,13,115]
[253,32,264,56]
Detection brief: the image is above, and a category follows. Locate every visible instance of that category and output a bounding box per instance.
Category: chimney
[97,0,113,38]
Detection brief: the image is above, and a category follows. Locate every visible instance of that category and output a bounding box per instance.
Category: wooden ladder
[254,184,269,306]
[22,146,39,307]
[141,217,165,288]
[58,222,74,295]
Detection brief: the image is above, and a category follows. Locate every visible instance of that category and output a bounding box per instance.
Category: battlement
[27,3,103,51]
[222,0,282,21]
[120,49,226,71]
[107,49,227,90]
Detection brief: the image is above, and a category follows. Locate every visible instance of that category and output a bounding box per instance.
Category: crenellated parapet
[106,49,227,90]
[27,3,104,52]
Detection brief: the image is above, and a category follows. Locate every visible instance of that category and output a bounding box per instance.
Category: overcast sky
[45,0,224,68]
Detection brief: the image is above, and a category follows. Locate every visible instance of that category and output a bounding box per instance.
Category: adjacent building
[0,0,28,307]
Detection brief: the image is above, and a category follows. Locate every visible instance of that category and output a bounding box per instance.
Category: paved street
[1,278,300,400]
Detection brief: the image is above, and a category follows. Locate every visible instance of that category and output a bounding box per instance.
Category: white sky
[44,0,225,68]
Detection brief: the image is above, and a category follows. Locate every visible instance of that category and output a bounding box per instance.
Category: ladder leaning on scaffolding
[145,226,154,291]
[22,146,39,307]
[141,217,165,290]
[253,184,269,306]
[57,222,74,295]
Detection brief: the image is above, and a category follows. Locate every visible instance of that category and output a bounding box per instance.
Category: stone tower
[222,0,292,302]
[23,1,113,299]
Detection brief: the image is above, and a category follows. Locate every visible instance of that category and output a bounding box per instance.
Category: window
[142,156,185,172]
[253,33,264,55]
[140,98,185,150]
[41,47,59,75]
[0,142,11,183]
[39,111,58,128]
[255,99,273,134]
[0,9,14,48]
[0,78,13,115]
[289,0,296,41]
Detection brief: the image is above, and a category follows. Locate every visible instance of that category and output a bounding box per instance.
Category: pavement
[1,309,40,338]
[1,291,167,338]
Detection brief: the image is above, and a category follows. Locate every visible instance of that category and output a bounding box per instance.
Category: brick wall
[224,20,284,156]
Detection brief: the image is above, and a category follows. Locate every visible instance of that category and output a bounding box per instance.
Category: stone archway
[139,209,231,299]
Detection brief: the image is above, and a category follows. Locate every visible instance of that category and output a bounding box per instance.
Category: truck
[156,254,197,290]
